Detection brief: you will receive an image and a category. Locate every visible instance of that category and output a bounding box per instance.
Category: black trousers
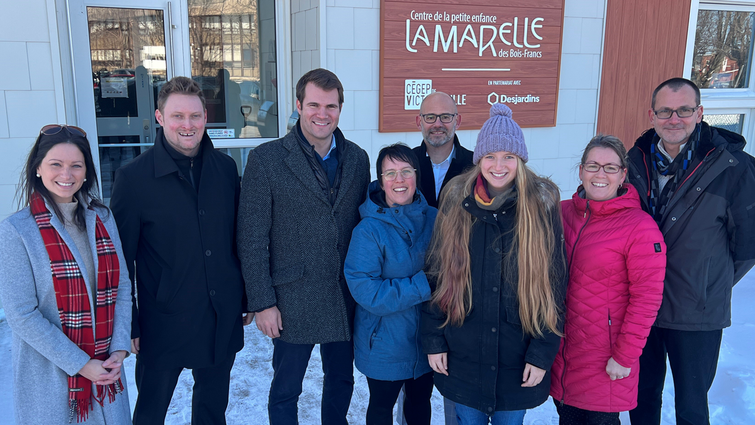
[366,372,434,425]
[132,353,236,425]
[554,400,620,425]
[268,339,354,425]
[629,327,723,425]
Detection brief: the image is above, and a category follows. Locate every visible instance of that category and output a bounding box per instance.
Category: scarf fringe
[69,397,90,423]
[68,381,123,423]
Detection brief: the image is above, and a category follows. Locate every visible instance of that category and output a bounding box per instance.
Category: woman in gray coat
[0,125,132,424]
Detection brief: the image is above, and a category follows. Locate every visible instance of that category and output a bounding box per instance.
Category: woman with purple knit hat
[421,104,567,425]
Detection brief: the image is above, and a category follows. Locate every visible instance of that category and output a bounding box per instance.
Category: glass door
[89,7,168,200]
[70,0,282,190]
[70,0,183,201]
[186,0,280,177]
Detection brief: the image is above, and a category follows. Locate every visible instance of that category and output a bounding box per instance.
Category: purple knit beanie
[473,104,528,164]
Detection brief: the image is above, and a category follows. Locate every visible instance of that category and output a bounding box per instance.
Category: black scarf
[295,123,342,205]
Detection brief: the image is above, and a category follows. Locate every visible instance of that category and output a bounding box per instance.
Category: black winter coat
[111,129,245,368]
[628,122,755,331]
[413,136,474,208]
[421,183,567,414]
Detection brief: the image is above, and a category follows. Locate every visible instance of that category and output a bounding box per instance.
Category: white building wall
[323,0,605,198]
[291,0,321,89]
[0,0,606,213]
[0,0,67,219]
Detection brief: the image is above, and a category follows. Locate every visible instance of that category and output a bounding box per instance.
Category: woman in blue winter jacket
[344,143,438,425]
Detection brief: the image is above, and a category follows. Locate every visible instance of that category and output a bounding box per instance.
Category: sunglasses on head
[40,124,87,138]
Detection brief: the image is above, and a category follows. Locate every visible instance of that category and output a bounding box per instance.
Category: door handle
[143,119,151,145]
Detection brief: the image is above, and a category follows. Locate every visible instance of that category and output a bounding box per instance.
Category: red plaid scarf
[30,193,123,422]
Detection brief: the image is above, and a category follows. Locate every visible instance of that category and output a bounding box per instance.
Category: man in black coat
[111,77,249,424]
[628,78,755,425]
[237,69,370,425]
[413,91,474,208]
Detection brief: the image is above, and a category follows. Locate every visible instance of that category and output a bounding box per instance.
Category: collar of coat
[633,121,746,161]
[570,183,642,217]
[153,127,215,178]
[282,121,362,208]
[289,120,347,159]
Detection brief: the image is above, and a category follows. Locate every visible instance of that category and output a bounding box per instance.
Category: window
[691,9,754,89]
[706,112,745,133]
[688,1,755,154]
[188,0,279,140]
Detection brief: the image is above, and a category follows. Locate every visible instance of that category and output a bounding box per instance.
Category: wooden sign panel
[379,0,565,132]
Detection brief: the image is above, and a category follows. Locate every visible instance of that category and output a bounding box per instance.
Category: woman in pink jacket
[550,135,666,424]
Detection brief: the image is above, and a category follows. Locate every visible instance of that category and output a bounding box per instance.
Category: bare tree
[693,10,753,89]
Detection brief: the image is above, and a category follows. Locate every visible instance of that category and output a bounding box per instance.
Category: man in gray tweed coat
[237,68,370,425]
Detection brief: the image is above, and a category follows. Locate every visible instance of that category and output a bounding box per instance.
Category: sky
[1,270,753,424]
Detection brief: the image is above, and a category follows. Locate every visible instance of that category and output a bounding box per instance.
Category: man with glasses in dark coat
[627,77,755,425]
[412,92,474,209]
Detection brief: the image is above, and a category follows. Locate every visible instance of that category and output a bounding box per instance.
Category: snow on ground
[1,270,754,424]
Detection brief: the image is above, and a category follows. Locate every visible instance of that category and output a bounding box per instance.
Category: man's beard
[426,129,453,147]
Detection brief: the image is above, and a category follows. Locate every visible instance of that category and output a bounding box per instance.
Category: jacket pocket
[155,269,180,310]
[271,264,305,287]
[697,258,711,312]
[501,306,527,361]
[369,318,383,349]
[505,306,522,325]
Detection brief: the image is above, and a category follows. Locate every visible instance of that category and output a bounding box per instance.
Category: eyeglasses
[420,113,457,124]
[582,162,623,174]
[381,168,416,181]
[653,106,699,120]
[40,124,87,138]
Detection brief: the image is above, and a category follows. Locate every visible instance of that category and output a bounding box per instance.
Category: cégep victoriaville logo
[405,79,433,110]
[488,93,540,105]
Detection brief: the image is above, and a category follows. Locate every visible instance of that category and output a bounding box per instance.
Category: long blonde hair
[427,158,564,337]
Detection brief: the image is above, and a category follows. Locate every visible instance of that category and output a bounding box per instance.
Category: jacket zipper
[189,157,196,189]
[570,200,591,266]
[561,200,591,406]
[608,309,613,351]
[675,147,716,194]
[559,340,566,406]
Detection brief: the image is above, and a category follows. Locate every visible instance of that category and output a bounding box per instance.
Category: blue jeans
[455,402,525,425]
[268,339,354,425]
[444,398,459,425]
